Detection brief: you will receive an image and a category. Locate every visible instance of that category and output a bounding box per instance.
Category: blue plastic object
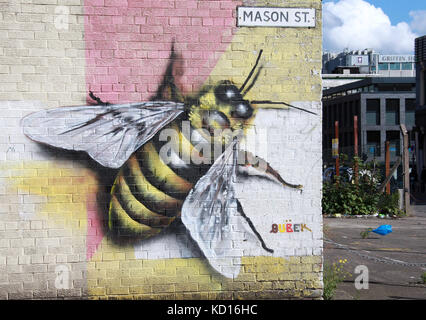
[372,225,392,236]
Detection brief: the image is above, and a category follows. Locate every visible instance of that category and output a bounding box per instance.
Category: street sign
[237,7,316,28]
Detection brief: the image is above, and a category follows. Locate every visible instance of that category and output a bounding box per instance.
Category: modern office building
[323,77,416,166]
[323,49,416,90]
[323,49,376,74]
[322,73,386,91]
[414,36,426,183]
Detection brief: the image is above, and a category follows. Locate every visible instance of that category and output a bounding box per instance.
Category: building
[323,49,416,76]
[323,49,416,90]
[323,73,387,91]
[323,48,376,75]
[414,36,426,185]
[323,77,416,166]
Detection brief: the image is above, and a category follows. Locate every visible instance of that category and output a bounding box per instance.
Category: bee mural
[21,47,316,278]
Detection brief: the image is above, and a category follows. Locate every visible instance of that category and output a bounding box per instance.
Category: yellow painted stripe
[108,195,162,238]
[126,155,183,215]
[114,174,175,228]
[170,123,199,163]
[138,142,193,198]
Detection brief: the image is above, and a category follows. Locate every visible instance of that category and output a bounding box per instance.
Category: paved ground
[323,204,426,300]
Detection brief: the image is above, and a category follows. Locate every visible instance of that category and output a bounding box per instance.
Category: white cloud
[323,0,418,54]
[410,10,426,35]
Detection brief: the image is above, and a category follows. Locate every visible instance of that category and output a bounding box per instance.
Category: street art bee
[21,48,316,278]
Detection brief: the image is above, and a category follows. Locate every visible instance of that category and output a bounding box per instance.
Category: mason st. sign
[237,7,316,27]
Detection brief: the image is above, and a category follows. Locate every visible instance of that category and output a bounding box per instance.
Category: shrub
[323,259,350,300]
[322,154,404,216]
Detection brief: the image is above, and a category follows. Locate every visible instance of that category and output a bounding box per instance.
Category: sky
[323,0,426,54]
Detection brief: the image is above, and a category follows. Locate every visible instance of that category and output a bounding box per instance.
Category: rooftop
[323,77,416,98]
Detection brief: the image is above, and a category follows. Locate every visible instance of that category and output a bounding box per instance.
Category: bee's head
[187,80,255,136]
[213,81,253,120]
[186,49,317,144]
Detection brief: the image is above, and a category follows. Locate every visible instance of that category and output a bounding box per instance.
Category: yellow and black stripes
[154,121,211,184]
[137,141,193,200]
[108,118,213,238]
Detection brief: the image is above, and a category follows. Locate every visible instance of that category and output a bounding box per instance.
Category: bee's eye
[214,84,242,103]
[232,100,253,119]
[202,110,230,132]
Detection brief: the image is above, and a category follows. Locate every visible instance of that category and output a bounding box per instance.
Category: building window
[386,99,400,125]
[389,63,401,70]
[424,70,426,105]
[405,99,416,127]
[401,63,413,70]
[379,63,389,70]
[342,102,347,127]
[386,131,400,159]
[367,131,381,157]
[366,99,380,125]
[344,132,349,150]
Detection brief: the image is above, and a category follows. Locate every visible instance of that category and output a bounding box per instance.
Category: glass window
[386,99,400,125]
[348,101,354,126]
[366,99,380,125]
[389,63,401,70]
[343,102,348,127]
[379,63,389,70]
[405,99,416,127]
[424,71,426,103]
[386,131,400,159]
[367,131,381,157]
[401,63,412,70]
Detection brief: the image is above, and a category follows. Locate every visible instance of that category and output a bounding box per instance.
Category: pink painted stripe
[83,0,241,104]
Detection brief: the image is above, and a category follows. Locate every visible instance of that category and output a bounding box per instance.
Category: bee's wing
[181,140,257,279]
[21,101,185,168]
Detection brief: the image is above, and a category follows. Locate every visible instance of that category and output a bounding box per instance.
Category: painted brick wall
[0,0,323,300]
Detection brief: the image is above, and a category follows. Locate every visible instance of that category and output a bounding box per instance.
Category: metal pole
[385,141,390,195]
[335,121,340,181]
[354,115,359,184]
[400,124,411,215]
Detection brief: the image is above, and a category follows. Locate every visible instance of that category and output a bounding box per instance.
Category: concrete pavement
[323,205,426,300]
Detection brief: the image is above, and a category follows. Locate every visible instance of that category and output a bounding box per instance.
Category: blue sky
[362,0,426,24]
[323,0,426,54]
[363,0,426,24]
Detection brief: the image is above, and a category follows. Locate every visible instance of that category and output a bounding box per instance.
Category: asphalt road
[323,205,426,300]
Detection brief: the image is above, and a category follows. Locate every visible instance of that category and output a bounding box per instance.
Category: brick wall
[0,0,323,300]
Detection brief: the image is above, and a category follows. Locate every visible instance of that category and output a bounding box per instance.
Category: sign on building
[379,55,415,63]
[237,7,316,27]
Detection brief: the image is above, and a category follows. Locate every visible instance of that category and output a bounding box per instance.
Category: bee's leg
[151,42,184,102]
[236,199,274,254]
[241,150,303,191]
[88,91,110,105]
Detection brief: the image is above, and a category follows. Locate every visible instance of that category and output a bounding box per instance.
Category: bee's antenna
[239,49,263,93]
[241,66,263,97]
[251,100,318,116]
[89,91,110,105]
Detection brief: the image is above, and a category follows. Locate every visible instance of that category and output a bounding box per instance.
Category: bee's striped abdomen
[108,118,208,238]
